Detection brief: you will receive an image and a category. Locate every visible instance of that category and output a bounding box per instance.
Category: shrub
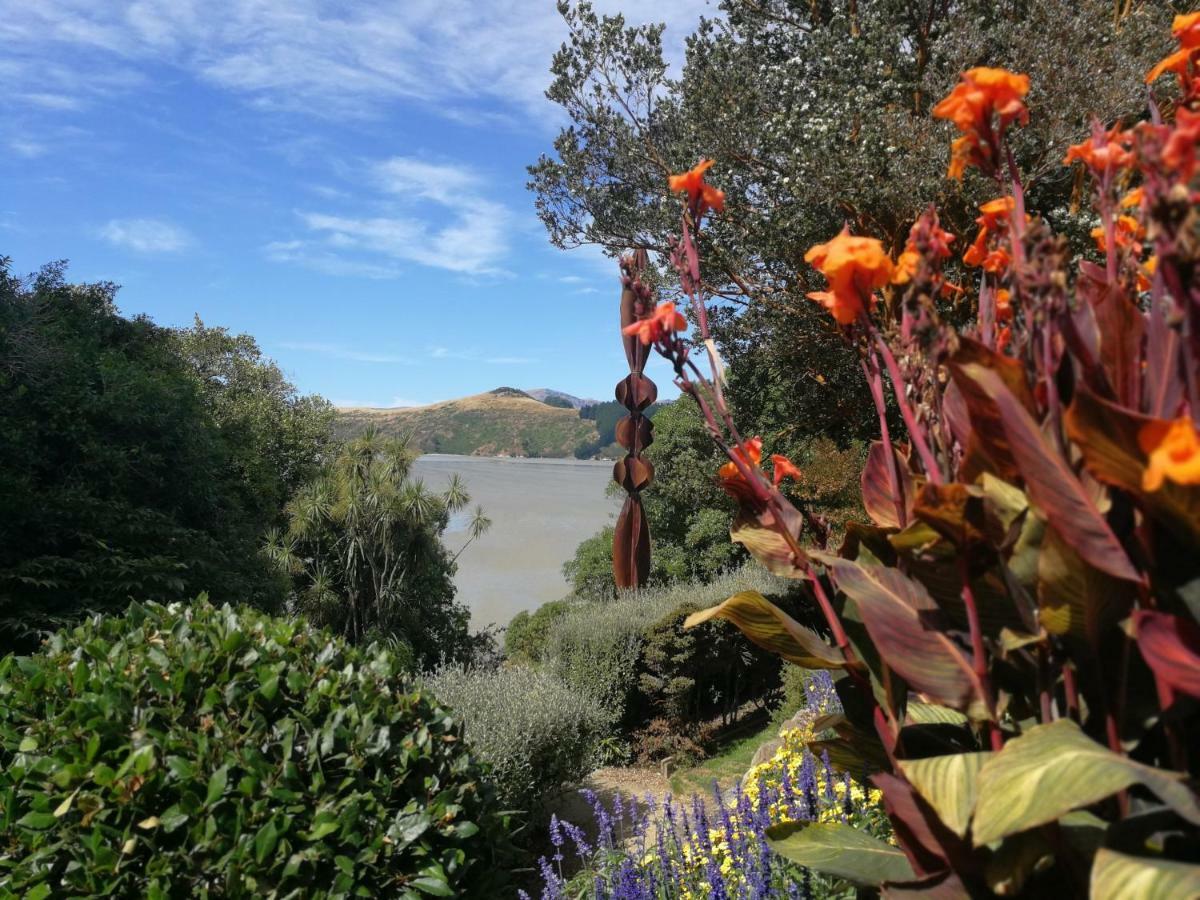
[0,600,511,897]
[425,664,607,813]
[638,601,780,731]
[543,568,791,729]
[505,599,571,663]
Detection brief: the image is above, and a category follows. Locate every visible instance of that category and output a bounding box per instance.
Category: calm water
[410,454,619,629]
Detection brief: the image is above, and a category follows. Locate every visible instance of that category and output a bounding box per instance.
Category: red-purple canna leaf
[816,554,984,713]
[683,590,846,668]
[949,339,1038,482]
[1134,610,1200,699]
[959,363,1141,583]
[862,440,914,528]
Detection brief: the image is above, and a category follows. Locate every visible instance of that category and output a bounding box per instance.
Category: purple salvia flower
[821,749,837,808]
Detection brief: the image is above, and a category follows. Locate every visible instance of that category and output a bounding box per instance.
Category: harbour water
[410,454,619,629]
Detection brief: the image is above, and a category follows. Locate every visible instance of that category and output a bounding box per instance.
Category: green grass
[669,714,782,799]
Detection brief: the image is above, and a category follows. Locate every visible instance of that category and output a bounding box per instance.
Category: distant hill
[337,387,602,458]
[525,388,600,410]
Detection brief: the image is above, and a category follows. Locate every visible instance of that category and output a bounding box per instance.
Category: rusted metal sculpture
[612,250,656,589]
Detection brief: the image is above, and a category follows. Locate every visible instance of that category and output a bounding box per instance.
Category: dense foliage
[532,0,1175,458]
[542,569,791,735]
[0,262,330,652]
[0,600,512,897]
[623,17,1200,895]
[504,599,572,663]
[267,430,486,668]
[425,664,608,812]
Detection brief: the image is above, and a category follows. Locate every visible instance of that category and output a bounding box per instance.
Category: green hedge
[0,600,511,898]
[425,664,607,813]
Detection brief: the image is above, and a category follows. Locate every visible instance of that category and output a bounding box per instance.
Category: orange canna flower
[1140,416,1200,491]
[622,301,687,346]
[770,454,802,487]
[1063,125,1134,175]
[669,159,726,218]
[804,228,894,325]
[1163,107,1200,181]
[1120,186,1145,208]
[1175,12,1200,47]
[891,249,921,285]
[718,436,765,501]
[964,197,1015,269]
[934,68,1030,179]
[1137,255,1158,292]
[1147,15,1200,84]
[933,68,1030,132]
[1090,215,1145,255]
[995,288,1012,322]
[982,248,1011,275]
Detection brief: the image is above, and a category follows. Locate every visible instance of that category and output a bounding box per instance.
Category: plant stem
[960,555,1002,750]
[874,335,944,484]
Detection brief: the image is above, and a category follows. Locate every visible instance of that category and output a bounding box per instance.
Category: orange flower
[669,159,725,218]
[718,436,765,502]
[1147,15,1200,83]
[622,301,687,345]
[963,197,1015,269]
[1137,255,1158,292]
[933,68,1030,131]
[1120,186,1145,209]
[804,228,894,325]
[1176,12,1200,47]
[995,288,1012,322]
[1140,416,1200,491]
[1090,215,1145,254]
[1063,126,1134,175]
[1163,107,1200,181]
[770,454,802,487]
[891,249,921,285]
[982,248,1011,275]
[934,68,1030,179]
[997,325,1013,353]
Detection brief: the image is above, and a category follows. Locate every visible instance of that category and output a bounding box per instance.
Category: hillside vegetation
[337,388,602,458]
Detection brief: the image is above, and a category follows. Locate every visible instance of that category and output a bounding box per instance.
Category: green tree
[0,261,292,649]
[530,0,1174,447]
[269,429,487,667]
[172,317,335,526]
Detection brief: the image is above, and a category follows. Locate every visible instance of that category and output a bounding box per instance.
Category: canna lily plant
[627,16,1200,897]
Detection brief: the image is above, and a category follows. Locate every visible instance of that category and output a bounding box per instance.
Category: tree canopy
[0,261,334,651]
[531,0,1175,446]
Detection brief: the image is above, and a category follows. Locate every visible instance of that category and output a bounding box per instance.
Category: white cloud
[0,1,711,123]
[271,154,512,277]
[278,340,414,364]
[8,139,46,158]
[98,217,192,253]
[485,356,535,365]
[332,396,430,409]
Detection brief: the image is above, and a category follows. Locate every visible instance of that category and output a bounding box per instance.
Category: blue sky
[0,1,708,407]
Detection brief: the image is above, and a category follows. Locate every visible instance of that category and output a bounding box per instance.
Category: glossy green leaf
[684,590,846,669]
[973,720,1200,845]
[766,821,916,886]
[1090,848,1200,900]
[898,752,993,838]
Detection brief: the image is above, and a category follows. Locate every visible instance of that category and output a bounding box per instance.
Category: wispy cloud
[428,346,536,365]
[0,1,707,123]
[485,356,535,365]
[98,217,192,253]
[7,139,45,159]
[272,155,512,278]
[278,340,414,364]
[333,395,430,409]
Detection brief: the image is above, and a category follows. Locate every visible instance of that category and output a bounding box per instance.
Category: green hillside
[336,388,602,458]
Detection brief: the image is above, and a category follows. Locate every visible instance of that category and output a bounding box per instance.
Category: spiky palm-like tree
[266,428,489,665]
